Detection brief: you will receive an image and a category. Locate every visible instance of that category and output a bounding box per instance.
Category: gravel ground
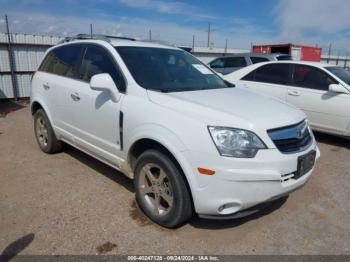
[0,101,349,255]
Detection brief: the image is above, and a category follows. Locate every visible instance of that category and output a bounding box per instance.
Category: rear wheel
[34,109,62,154]
[134,150,193,228]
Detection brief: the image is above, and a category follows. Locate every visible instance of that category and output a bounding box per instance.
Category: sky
[0,0,349,53]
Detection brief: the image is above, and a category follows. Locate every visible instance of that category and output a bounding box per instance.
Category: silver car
[208,53,292,75]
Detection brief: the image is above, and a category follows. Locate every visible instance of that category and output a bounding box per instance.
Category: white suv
[30,34,320,228]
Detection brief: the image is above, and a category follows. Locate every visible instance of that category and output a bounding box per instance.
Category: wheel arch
[127,137,195,210]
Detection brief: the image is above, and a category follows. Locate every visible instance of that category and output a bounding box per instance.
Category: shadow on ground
[314,132,350,149]
[0,233,34,262]
[63,144,134,193]
[0,100,28,118]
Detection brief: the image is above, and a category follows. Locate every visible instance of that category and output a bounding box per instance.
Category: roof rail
[58,34,136,44]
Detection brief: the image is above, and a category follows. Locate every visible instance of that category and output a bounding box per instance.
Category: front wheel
[134,150,193,228]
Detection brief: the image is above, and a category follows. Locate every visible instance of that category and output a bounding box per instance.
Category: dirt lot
[0,101,350,255]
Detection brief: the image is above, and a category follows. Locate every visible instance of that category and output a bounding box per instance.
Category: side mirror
[90,73,120,102]
[328,84,348,94]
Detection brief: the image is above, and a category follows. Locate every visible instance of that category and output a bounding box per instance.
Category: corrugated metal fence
[0,33,63,99]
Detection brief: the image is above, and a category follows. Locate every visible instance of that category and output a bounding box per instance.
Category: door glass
[293,65,337,90]
[225,57,247,67]
[254,64,290,85]
[78,45,125,92]
[210,58,225,68]
[39,45,83,79]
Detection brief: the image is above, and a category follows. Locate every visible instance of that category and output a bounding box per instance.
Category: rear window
[250,57,269,64]
[276,55,292,61]
[39,45,83,78]
[249,64,290,85]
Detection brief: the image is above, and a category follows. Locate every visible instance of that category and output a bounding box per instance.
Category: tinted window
[116,46,228,92]
[78,45,125,92]
[242,71,255,81]
[293,65,337,90]
[325,66,350,86]
[277,55,292,61]
[250,57,269,64]
[210,58,225,68]
[39,45,83,78]
[254,64,290,85]
[225,57,247,67]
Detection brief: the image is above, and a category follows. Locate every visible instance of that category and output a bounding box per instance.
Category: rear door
[286,64,350,134]
[66,44,126,166]
[238,63,291,101]
[223,56,247,74]
[37,44,84,141]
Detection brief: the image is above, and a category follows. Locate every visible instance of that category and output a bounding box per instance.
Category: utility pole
[5,15,18,100]
[149,29,152,41]
[344,51,349,69]
[192,35,195,51]
[207,22,211,48]
[327,43,332,63]
[90,24,93,38]
[224,39,228,54]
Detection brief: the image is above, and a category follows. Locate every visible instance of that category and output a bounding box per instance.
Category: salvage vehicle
[208,53,292,75]
[225,61,350,137]
[31,35,319,228]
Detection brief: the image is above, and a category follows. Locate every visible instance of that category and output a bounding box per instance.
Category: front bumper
[182,142,320,217]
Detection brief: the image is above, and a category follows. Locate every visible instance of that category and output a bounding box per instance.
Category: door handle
[43,83,50,90]
[287,90,300,96]
[70,93,80,101]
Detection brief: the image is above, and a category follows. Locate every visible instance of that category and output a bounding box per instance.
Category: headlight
[208,126,266,158]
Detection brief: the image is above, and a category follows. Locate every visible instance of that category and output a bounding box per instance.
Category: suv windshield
[116,46,229,92]
[325,66,350,86]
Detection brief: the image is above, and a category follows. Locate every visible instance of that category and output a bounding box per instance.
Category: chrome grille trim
[268,120,313,154]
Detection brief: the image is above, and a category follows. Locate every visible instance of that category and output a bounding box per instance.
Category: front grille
[268,120,312,153]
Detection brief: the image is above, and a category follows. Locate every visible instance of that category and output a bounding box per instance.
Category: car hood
[147,87,306,131]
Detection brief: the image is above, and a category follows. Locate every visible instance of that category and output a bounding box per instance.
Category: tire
[33,109,62,154]
[134,149,193,228]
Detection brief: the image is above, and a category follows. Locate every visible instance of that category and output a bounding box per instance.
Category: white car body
[31,37,319,222]
[224,61,350,137]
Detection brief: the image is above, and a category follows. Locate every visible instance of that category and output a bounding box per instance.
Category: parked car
[30,35,319,228]
[224,61,350,137]
[208,53,292,75]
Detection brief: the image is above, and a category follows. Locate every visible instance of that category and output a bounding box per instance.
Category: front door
[286,64,350,135]
[66,44,127,165]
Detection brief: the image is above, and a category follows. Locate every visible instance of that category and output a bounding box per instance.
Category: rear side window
[210,58,225,68]
[293,64,337,90]
[250,57,269,64]
[78,45,125,92]
[39,45,83,78]
[225,57,247,67]
[249,64,290,85]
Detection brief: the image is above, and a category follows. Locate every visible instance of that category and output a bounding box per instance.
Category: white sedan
[224,61,350,137]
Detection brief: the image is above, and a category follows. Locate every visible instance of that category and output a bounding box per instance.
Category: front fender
[125,123,200,191]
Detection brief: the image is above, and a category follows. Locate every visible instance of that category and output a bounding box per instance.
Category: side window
[254,64,290,85]
[250,57,269,64]
[210,58,225,68]
[39,45,83,78]
[225,57,247,67]
[293,65,337,91]
[78,45,125,92]
[242,71,255,81]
